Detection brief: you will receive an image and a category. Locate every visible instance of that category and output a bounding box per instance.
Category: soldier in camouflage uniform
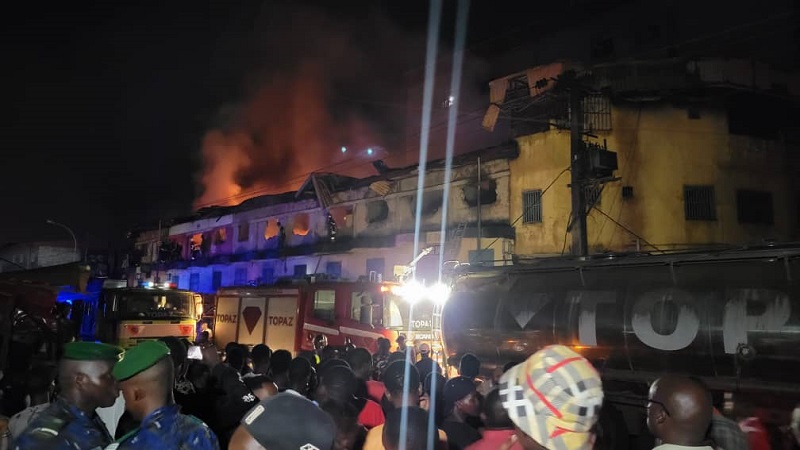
[109,340,218,450]
[13,342,122,450]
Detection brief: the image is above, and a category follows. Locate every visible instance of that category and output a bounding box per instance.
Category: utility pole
[569,81,588,257]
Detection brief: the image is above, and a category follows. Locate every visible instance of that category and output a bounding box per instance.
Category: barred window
[522,190,543,224]
[684,185,716,221]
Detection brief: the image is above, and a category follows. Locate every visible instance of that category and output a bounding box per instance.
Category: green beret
[112,340,171,381]
[63,342,123,361]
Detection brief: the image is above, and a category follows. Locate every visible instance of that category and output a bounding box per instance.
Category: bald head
[647,375,712,446]
[229,426,266,450]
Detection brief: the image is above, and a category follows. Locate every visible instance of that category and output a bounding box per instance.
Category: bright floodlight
[367,148,374,155]
[398,279,426,305]
[341,146,347,153]
[429,282,451,305]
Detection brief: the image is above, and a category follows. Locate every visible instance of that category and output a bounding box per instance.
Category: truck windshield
[384,294,434,332]
[116,290,193,320]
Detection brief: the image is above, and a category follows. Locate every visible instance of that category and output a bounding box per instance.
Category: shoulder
[13,409,73,450]
[179,415,218,448]
[17,404,70,436]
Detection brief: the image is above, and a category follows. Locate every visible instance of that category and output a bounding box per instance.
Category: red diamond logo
[242,306,262,335]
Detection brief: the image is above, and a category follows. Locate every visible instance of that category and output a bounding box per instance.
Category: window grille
[522,190,543,224]
[684,185,717,221]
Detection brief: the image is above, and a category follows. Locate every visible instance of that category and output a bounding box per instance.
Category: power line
[590,206,662,253]
[482,166,571,252]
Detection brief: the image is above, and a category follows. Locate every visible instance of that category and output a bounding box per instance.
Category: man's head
[58,342,122,412]
[227,347,247,373]
[288,357,314,395]
[443,376,480,418]
[27,363,56,399]
[647,375,713,446]
[458,353,480,379]
[383,360,421,407]
[419,343,431,357]
[200,321,210,331]
[499,345,603,450]
[113,340,175,421]
[244,375,278,401]
[314,334,328,351]
[344,347,372,380]
[270,350,292,376]
[377,338,391,353]
[316,365,358,406]
[396,334,406,348]
[482,388,513,429]
[251,344,272,374]
[158,336,188,377]
[383,407,430,450]
[229,392,336,450]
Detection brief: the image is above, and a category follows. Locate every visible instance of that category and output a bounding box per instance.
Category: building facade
[0,241,78,273]
[130,145,518,293]
[484,59,800,255]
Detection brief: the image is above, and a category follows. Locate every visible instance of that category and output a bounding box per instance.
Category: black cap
[241,392,335,450]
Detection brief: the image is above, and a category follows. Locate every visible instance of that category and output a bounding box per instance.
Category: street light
[46,219,78,262]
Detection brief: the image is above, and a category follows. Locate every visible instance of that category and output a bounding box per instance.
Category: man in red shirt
[465,388,521,450]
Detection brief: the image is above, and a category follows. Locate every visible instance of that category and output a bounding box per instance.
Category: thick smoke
[194,2,427,209]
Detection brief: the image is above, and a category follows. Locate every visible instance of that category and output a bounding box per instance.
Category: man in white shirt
[647,375,714,450]
[8,364,56,439]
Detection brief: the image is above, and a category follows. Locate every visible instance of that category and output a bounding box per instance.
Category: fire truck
[73,280,204,348]
[213,276,446,356]
[0,263,203,349]
[442,245,800,441]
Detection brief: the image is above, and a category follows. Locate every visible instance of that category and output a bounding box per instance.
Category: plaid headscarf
[499,345,603,450]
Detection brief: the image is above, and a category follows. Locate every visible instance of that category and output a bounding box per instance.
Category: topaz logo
[242,306,263,334]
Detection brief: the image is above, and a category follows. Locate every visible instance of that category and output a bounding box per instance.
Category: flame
[292,214,310,236]
[194,63,383,210]
[264,220,279,240]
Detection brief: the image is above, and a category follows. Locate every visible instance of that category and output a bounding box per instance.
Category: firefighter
[13,342,122,450]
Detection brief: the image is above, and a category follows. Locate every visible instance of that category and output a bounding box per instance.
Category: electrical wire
[480,166,570,252]
[590,206,662,253]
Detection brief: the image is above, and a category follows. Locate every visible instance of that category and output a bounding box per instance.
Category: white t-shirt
[96,394,126,438]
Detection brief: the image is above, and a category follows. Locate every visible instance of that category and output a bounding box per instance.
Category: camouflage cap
[112,340,170,381]
[63,342,123,362]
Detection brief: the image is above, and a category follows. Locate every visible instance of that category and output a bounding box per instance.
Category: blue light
[367,148,373,155]
[341,146,347,153]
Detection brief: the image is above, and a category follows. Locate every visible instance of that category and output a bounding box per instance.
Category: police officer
[14,341,122,450]
[109,340,219,449]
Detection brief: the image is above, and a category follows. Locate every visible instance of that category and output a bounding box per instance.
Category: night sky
[2,0,794,249]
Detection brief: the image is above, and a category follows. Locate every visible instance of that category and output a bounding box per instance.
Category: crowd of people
[0,334,798,450]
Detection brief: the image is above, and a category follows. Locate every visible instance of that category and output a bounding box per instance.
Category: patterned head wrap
[499,345,603,450]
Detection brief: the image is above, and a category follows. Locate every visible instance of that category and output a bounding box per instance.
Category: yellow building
[485,59,800,255]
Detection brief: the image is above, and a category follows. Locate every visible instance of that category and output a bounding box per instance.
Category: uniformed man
[109,340,219,449]
[13,341,122,450]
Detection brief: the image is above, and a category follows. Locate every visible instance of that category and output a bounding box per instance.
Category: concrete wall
[511,101,795,255]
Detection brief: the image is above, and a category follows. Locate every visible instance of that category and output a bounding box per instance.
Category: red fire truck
[213,277,441,355]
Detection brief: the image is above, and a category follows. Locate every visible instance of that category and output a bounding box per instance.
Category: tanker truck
[441,245,800,446]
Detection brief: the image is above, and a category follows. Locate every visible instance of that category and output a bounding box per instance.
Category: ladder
[444,222,468,261]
